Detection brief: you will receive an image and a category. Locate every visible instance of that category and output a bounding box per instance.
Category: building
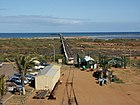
[35,64,61,91]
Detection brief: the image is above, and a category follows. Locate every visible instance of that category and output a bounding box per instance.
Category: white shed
[35,64,61,91]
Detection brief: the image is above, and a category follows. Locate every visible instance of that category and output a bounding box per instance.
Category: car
[30,72,38,76]
[34,65,45,70]
[7,82,22,92]
[13,73,21,77]
[7,82,17,92]
[9,77,21,83]
[0,62,3,68]
[40,62,49,66]
[16,85,23,92]
[9,76,29,84]
[13,73,31,83]
[25,74,35,84]
[25,74,35,81]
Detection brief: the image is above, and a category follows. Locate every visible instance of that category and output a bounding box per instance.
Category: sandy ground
[0,63,16,77]
[0,63,16,104]
[25,65,140,105]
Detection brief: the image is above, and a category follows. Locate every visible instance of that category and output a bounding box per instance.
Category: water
[0,32,140,39]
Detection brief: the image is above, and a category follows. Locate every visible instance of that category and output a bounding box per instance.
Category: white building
[35,64,61,91]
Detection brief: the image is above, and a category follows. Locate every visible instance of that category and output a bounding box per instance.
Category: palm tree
[7,54,36,95]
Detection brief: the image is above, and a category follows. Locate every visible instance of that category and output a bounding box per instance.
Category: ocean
[0,32,140,39]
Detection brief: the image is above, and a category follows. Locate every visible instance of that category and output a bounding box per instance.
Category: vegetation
[113,76,124,84]
[7,54,36,95]
[0,38,61,62]
[130,59,140,70]
[0,38,139,68]
[98,54,129,69]
[0,75,6,97]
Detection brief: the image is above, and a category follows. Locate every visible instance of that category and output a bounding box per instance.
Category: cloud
[0,15,140,32]
[0,15,85,26]
[0,8,7,11]
[0,15,90,32]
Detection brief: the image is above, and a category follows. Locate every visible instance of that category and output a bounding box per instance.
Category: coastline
[0,35,140,40]
[0,32,140,39]
[0,36,94,39]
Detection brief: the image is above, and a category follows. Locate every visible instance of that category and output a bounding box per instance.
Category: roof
[37,64,61,76]
[84,56,95,62]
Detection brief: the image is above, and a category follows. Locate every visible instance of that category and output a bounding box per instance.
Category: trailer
[35,64,61,92]
[33,90,49,99]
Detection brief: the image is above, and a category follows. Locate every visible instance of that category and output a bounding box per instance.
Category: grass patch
[112,75,125,84]
[114,78,125,84]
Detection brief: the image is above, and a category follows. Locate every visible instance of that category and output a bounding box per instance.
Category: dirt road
[25,66,140,105]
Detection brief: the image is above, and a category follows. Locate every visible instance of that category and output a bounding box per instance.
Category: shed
[35,64,61,91]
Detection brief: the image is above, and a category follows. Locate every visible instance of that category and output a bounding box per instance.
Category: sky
[0,0,140,33]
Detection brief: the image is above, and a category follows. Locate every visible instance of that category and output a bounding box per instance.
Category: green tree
[7,54,36,95]
[123,56,127,69]
[0,75,5,98]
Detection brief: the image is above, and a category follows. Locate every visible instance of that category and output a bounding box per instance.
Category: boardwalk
[60,34,74,64]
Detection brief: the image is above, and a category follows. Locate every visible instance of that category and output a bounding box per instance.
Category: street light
[129,48,131,68]
[49,44,55,63]
[80,45,85,56]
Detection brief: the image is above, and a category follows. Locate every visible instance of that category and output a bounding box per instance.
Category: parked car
[29,72,38,76]
[9,77,21,83]
[25,74,35,83]
[40,62,49,66]
[7,82,17,92]
[13,73,21,77]
[34,65,45,70]
[9,76,29,84]
[25,74,35,81]
[7,82,22,92]
[0,62,3,68]
[16,85,23,92]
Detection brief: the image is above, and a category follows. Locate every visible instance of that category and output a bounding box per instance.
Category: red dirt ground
[25,65,140,105]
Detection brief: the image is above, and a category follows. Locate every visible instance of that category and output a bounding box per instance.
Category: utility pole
[49,44,55,63]
[129,48,131,68]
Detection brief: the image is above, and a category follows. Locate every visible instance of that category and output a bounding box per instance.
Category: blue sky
[0,0,140,32]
